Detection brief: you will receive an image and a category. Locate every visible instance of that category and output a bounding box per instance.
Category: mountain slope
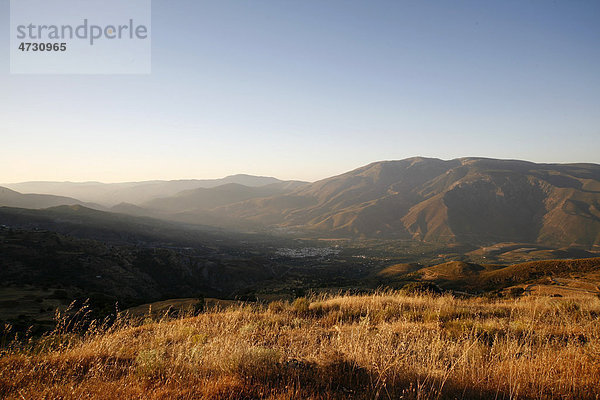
[0,204,228,247]
[0,186,90,209]
[141,181,308,214]
[213,157,600,247]
[0,225,279,313]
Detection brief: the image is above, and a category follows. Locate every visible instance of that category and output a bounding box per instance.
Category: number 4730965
[18,42,67,51]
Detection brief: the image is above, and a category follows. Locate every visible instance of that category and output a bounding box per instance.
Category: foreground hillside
[1,292,599,399]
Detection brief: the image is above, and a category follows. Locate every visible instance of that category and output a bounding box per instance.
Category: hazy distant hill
[0,186,91,209]
[213,157,600,248]
[3,174,289,206]
[141,181,308,214]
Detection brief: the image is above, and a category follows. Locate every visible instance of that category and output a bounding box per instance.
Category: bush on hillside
[401,282,443,295]
[508,287,525,298]
[291,297,310,314]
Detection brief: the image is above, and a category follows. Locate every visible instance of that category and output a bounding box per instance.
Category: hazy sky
[1,0,599,183]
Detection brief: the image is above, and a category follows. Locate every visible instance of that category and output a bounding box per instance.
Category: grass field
[1,291,599,399]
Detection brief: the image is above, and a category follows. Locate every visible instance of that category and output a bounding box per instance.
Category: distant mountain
[211,157,600,248]
[141,181,308,214]
[0,186,91,209]
[3,158,600,248]
[3,174,292,206]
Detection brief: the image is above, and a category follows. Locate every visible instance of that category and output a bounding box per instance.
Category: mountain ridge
[0,186,101,210]
[207,157,600,247]
[3,174,301,206]
[2,157,600,248]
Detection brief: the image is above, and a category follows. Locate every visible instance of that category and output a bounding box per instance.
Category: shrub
[482,289,504,299]
[220,346,280,380]
[291,297,310,314]
[508,287,525,298]
[557,299,581,314]
[135,349,166,379]
[193,297,205,314]
[401,281,443,295]
[268,300,287,313]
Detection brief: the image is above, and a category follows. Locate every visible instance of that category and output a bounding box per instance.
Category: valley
[1,157,600,337]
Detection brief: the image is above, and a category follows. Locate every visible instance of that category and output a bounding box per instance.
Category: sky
[1,0,599,183]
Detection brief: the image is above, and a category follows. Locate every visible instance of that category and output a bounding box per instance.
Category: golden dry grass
[1,292,599,399]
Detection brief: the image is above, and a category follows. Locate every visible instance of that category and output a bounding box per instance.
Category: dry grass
[1,292,599,399]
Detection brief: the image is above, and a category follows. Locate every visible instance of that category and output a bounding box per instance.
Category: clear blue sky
[1,0,599,182]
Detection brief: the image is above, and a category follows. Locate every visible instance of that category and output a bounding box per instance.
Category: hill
[3,174,294,206]
[0,222,288,330]
[378,257,600,295]
[140,181,307,215]
[0,186,92,210]
[211,157,600,248]
[0,205,224,247]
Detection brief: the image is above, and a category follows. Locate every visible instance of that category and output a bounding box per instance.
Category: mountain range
[0,186,94,209]
[199,157,600,247]
[2,157,600,248]
[3,174,291,206]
